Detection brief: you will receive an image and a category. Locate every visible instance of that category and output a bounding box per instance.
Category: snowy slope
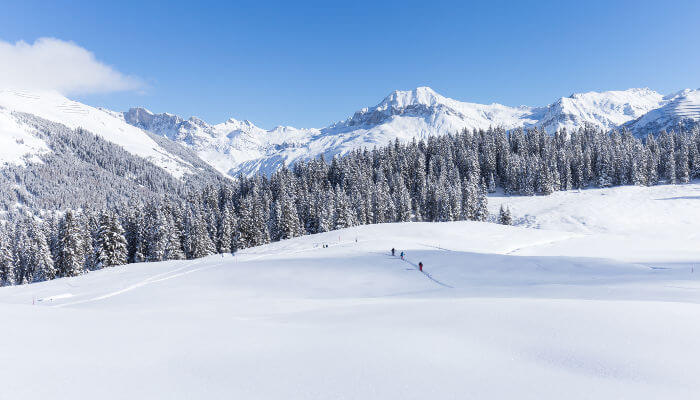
[126,87,674,176]
[0,109,50,166]
[1,182,700,399]
[0,90,203,178]
[624,89,700,135]
[532,88,664,134]
[488,182,700,263]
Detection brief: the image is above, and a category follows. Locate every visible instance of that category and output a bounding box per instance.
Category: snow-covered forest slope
[1,182,699,400]
[126,87,700,176]
[0,90,200,177]
[0,90,223,212]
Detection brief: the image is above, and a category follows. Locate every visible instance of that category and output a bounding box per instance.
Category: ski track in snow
[503,235,581,255]
[54,258,211,307]
[56,238,370,308]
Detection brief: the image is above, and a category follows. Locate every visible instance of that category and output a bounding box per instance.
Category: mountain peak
[378,86,446,110]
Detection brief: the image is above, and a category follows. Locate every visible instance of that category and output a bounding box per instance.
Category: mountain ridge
[124,86,699,176]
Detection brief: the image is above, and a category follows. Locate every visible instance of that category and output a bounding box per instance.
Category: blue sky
[1,0,699,128]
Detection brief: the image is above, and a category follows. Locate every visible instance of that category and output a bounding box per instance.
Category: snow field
[1,183,700,399]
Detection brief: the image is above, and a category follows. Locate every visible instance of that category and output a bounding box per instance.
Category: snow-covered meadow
[1,182,700,399]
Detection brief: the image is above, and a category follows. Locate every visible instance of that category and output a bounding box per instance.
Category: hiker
[400,251,404,260]
[419,262,423,272]
[391,248,395,256]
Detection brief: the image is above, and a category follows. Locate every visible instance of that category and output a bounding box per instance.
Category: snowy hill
[125,87,682,177]
[624,89,700,136]
[532,87,664,134]
[1,182,699,399]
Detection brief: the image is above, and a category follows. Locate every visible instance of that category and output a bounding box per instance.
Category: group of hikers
[391,248,423,272]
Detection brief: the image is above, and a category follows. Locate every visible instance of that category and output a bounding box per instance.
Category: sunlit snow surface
[2,182,700,399]
[0,109,49,166]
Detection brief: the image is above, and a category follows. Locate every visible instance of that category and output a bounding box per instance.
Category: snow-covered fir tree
[94,211,128,268]
[498,205,513,225]
[216,206,235,254]
[0,227,16,286]
[28,219,56,282]
[56,210,86,277]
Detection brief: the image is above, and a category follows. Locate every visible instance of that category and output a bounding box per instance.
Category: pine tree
[189,216,215,258]
[28,220,56,282]
[12,221,31,284]
[278,194,301,240]
[56,210,85,277]
[95,212,128,268]
[143,202,168,262]
[460,178,476,221]
[333,188,354,230]
[396,182,412,222]
[498,205,512,225]
[237,194,266,248]
[164,215,186,260]
[486,172,497,193]
[0,228,16,286]
[217,206,235,253]
[662,132,677,184]
[311,190,333,233]
[538,159,554,195]
[81,208,100,271]
[473,183,489,222]
[677,136,690,184]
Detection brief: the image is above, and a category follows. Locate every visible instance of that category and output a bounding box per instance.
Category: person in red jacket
[418,262,423,272]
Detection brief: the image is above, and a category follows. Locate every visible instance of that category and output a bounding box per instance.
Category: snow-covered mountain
[123,107,319,176]
[126,86,694,177]
[0,90,212,178]
[623,89,700,136]
[531,87,665,134]
[1,86,695,182]
[0,90,222,212]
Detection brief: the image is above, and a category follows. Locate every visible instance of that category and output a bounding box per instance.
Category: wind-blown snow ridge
[126,86,699,177]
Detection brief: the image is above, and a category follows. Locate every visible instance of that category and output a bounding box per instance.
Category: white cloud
[0,37,143,95]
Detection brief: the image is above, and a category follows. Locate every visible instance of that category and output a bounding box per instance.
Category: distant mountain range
[124,86,700,176]
[1,87,698,184]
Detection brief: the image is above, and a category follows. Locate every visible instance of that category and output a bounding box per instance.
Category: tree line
[1,124,699,286]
